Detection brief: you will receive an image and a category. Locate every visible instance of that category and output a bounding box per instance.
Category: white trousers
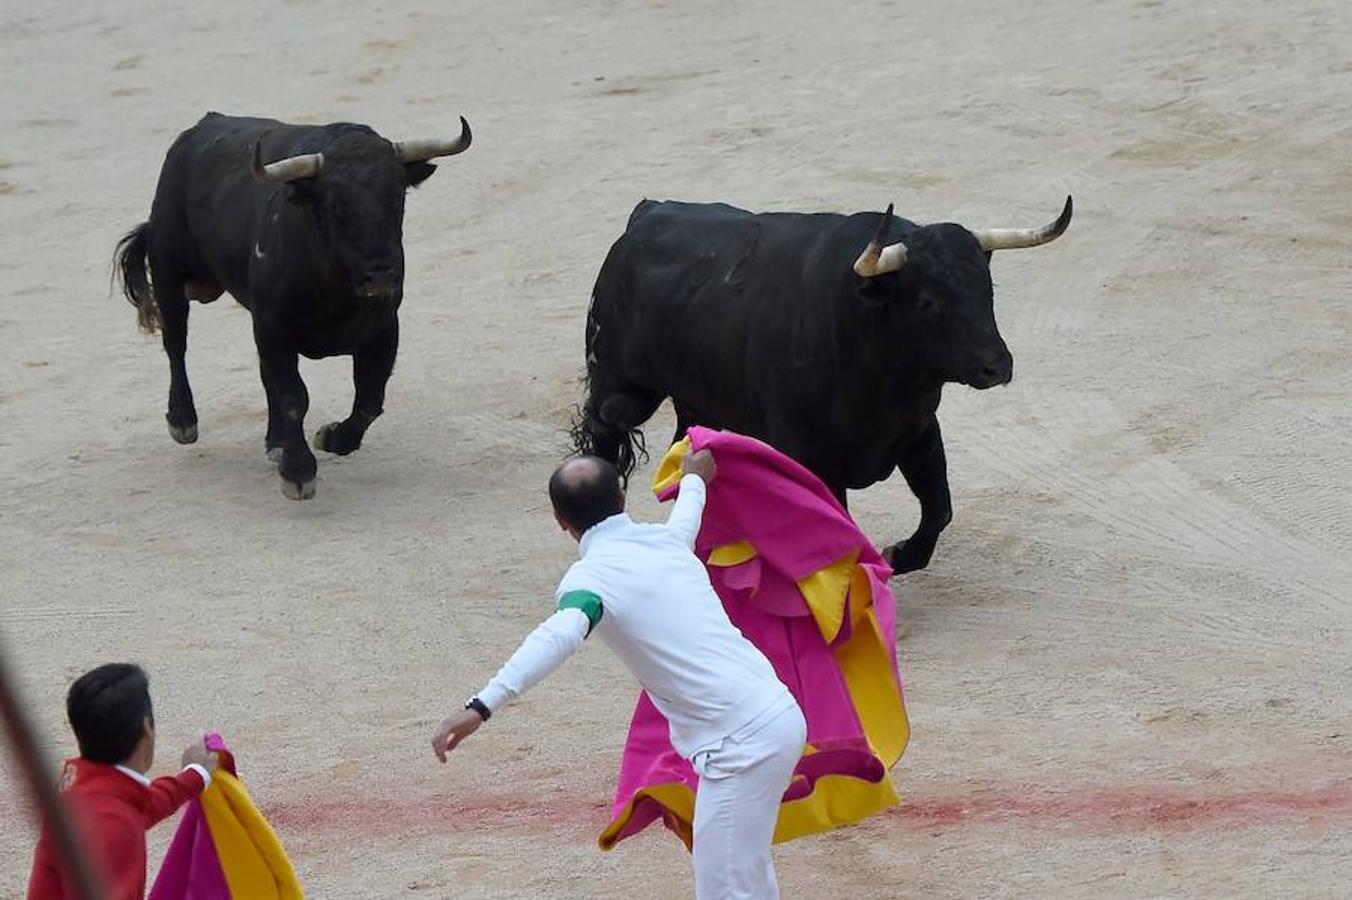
[690,697,807,900]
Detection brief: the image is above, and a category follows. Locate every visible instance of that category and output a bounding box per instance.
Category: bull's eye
[916,291,940,313]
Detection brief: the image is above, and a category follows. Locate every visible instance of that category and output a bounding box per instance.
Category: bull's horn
[395,116,473,163]
[251,143,323,183]
[853,203,908,277]
[973,195,1073,252]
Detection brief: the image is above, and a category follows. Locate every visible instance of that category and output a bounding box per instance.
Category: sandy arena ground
[2,0,1350,896]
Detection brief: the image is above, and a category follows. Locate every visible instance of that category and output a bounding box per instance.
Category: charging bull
[574,196,1072,572]
[115,112,471,499]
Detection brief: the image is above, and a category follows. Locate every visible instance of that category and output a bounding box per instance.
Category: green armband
[557,590,604,637]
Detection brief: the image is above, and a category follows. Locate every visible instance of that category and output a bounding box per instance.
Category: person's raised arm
[143,740,218,825]
[432,594,602,762]
[666,449,716,548]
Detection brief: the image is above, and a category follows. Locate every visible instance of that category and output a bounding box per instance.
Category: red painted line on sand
[892,782,1352,831]
[261,792,608,835]
[257,781,1352,839]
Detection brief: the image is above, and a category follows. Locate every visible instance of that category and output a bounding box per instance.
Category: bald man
[432,452,806,899]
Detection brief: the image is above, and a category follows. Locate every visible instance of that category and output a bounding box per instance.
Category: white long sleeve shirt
[476,474,790,758]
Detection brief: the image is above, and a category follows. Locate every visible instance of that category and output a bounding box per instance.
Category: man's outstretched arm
[432,596,601,762]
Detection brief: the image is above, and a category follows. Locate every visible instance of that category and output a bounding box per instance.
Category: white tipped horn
[973,195,1073,252]
[853,241,908,277]
[251,143,323,183]
[853,203,908,277]
[395,116,473,163]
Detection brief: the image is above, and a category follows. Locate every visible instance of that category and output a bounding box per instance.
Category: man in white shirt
[432,450,806,899]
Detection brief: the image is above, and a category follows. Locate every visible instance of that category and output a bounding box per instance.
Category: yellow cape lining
[200,770,304,899]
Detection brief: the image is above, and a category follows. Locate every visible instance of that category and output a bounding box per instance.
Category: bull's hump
[650,199,754,218]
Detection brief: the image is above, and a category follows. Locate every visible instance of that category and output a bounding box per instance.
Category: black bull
[575,196,1072,572]
[114,112,471,499]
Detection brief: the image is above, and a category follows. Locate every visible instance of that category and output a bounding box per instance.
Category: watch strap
[465,697,491,721]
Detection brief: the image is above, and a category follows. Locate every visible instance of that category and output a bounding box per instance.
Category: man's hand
[681,448,717,485]
[181,737,219,775]
[432,709,485,763]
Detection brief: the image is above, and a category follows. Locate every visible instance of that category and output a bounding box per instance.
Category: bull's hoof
[883,541,932,575]
[266,446,285,465]
[168,422,198,445]
[280,477,316,501]
[314,422,359,456]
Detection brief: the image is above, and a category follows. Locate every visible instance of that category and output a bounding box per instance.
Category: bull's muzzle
[965,350,1014,389]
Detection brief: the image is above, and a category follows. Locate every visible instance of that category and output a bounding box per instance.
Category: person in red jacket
[27,663,218,900]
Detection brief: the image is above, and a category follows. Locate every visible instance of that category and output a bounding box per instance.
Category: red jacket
[28,758,205,900]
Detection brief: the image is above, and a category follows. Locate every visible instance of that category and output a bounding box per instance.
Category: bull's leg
[314,324,397,456]
[884,417,953,574]
[672,403,694,447]
[154,276,198,444]
[255,330,317,500]
[263,377,284,464]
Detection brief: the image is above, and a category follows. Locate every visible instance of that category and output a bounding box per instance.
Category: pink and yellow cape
[600,427,909,850]
[150,734,303,900]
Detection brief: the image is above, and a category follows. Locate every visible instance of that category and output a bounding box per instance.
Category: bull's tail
[570,245,664,484]
[569,375,650,486]
[569,401,648,485]
[114,223,158,334]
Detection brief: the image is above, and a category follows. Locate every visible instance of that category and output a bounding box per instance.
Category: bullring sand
[2,1,1350,896]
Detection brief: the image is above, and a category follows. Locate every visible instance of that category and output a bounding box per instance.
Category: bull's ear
[404,161,437,188]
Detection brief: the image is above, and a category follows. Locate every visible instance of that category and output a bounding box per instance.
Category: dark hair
[549,456,625,533]
[66,664,153,764]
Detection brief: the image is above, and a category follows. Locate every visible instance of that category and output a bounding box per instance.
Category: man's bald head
[549,456,626,535]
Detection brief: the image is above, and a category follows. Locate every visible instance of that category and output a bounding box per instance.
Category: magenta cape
[599,427,909,850]
[149,734,302,899]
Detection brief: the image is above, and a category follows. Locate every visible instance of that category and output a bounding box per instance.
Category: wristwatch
[465,697,491,722]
